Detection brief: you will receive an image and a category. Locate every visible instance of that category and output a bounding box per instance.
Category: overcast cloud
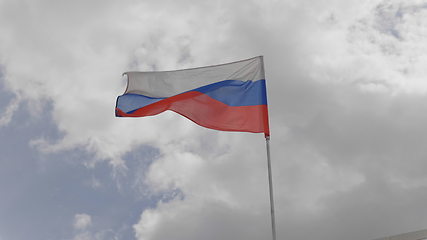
[1,0,427,239]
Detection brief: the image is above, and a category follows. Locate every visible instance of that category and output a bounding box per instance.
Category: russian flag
[115,56,270,136]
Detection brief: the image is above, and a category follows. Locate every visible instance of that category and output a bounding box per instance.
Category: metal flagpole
[265,136,276,240]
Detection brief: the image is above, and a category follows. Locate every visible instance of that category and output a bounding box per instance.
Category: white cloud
[1,0,427,240]
[308,0,427,94]
[72,231,119,240]
[73,232,93,240]
[74,213,92,231]
[0,95,20,127]
[72,213,121,240]
[90,177,102,189]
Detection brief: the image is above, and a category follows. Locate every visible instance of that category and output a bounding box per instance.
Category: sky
[1,0,427,239]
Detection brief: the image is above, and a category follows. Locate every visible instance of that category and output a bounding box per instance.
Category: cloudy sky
[1,0,427,239]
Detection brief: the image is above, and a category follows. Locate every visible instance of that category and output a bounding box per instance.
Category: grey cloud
[1,0,427,240]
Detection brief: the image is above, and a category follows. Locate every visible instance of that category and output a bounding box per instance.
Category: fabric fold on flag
[116,56,270,136]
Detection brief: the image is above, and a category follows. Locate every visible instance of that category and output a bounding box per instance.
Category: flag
[115,56,270,136]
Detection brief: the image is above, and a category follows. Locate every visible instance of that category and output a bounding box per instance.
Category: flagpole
[265,135,276,240]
